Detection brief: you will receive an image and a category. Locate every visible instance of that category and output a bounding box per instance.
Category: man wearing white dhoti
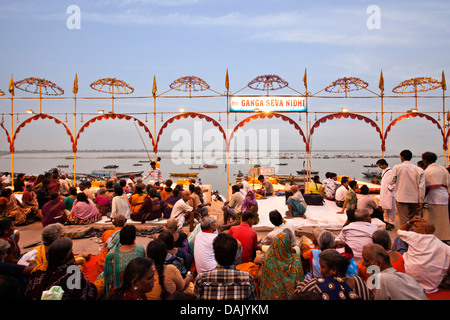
[421,152,450,242]
[376,159,396,230]
[389,150,426,225]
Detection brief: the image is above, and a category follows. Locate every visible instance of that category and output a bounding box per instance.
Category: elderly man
[193,216,219,273]
[361,244,427,300]
[285,184,308,219]
[389,149,426,225]
[376,158,396,230]
[335,209,378,264]
[421,151,450,242]
[395,216,450,293]
[170,190,195,231]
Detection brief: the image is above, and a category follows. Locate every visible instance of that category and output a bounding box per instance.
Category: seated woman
[0,218,21,264]
[21,184,41,221]
[160,186,182,219]
[24,237,97,300]
[157,231,192,278]
[145,238,194,300]
[41,192,67,228]
[106,257,156,300]
[160,180,173,201]
[305,230,358,279]
[0,188,31,226]
[31,223,91,275]
[258,230,304,300]
[110,185,131,220]
[294,249,371,300]
[129,185,146,214]
[308,175,324,197]
[130,185,162,223]
[95,187,111,216]
[102,225,146,298]
[67,192,102,225]
[240,190,259,224]
[63,187,77,212]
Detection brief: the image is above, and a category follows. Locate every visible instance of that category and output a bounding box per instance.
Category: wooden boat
[203,164,218,168]
[362,170,381,179]
[133,163,143,166]
[296,170,319,175]
[170,172,199,177]
[363,164,378,168]
[189,166,204,170]
[104,165,119,169]
[57,164,69,168]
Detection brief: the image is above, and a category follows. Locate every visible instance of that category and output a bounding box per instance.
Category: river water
[0,150,444,196]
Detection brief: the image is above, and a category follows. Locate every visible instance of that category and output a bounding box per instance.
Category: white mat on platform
[94,196,385,231]
[254,196,386,231]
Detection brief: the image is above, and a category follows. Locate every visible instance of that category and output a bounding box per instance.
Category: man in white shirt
[376,159,396,230]
[395,216,450,294]
[335,177,349,207]
[142,161,163,185]
[361,244,427,300]
[193,216,219,273]
[335,208,378,263]
[126,173,136,194]
[171,190,194,231]
[421,151,450,242]
[389,149,426,225]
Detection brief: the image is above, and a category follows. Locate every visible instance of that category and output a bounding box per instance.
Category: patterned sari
[102,245,146,298]
[259,232,304,300]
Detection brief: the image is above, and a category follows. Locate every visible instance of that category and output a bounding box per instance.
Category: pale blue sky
[1,0,449,155]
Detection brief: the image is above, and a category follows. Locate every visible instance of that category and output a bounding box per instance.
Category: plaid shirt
[193,265,258,300]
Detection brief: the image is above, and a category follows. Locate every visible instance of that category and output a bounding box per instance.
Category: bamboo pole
[73,91,77,184]
[10,91,14,186]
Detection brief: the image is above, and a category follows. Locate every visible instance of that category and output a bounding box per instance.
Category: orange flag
[225,69,230,91]
[303,68,307,90]
[8,74,14,96]
[442,70,446,91]
[379,70,384,93]
[152,75,157,97]
[72,73,78,94]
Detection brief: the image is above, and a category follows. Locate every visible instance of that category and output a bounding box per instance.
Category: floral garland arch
[384,112,446,151]
[229,112,308,151]
[155,112,226,153]
[11,114,74,152]
[75,114,154,152]
[310,112,383,150]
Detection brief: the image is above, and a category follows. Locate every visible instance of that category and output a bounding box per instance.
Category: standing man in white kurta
[389,150,426,225]
[376,158,396,230]
[421,151,450,242]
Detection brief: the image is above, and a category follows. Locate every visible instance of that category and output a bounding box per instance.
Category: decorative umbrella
[324,77,368,98]
[14,77,64,96]
[392,77,442,109]
[14,77,64,113]
[169,76,210,97]
[247,74,289,94]
[90,78,134,113]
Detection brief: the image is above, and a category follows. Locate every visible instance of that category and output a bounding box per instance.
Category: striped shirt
[193,265,258,300]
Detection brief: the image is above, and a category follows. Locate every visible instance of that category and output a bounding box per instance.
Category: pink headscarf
[71,199,100,219]
[241,190,258,212]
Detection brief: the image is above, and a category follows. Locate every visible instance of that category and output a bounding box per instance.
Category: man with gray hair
[362,243,427,300]
[335,209,378,263]
[193,216,219,273]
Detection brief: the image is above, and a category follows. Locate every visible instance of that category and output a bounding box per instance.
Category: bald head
[362,243,391,271]
[291,185,298,193]
[166,218,178,232]
[112,214,127,227]
[411,220,435,235]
